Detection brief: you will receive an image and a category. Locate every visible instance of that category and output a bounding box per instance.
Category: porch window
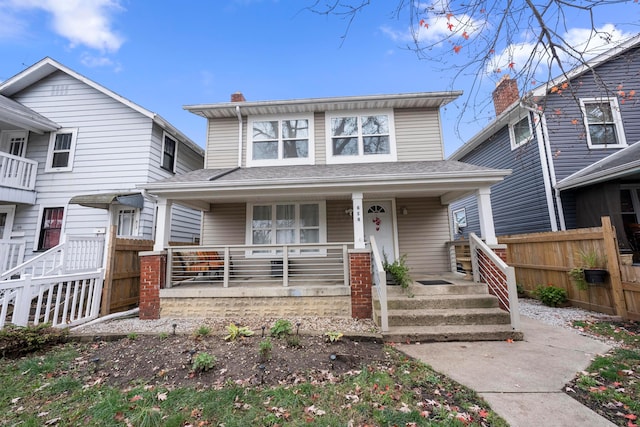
[116,208,139,237]
[38,207,64,250]
[509,115,532,149]
[248,115,313,166]
[45,129,77,172]
[580,98,626,148]
[161,133,177,172]
[248,202,325,255]
[326,110,396,163]
[0,130,28,156]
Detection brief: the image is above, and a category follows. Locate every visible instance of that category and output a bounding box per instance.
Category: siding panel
[395,108,444,161]
[206,118,239,169]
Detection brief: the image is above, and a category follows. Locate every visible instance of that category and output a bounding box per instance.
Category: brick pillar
[493,247,507,262]
[139,251,166,320]
[349,250,372,319]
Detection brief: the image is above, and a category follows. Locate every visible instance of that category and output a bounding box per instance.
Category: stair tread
[385,307,508,315]
[381,294,497,301]
[384,324,517,334]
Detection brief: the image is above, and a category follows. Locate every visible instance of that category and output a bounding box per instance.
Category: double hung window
[162,133,177,172]
[580,98,626,148]
[248,116,313,166]
[46,129,77,172]
[38,207,64,250]
[326,110,396,163]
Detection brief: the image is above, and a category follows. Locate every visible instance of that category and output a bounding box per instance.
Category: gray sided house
[0,58,204,272]
[449,34,640,262]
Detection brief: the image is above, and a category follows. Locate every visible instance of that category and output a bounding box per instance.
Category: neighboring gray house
[449,34,640,262]
[0,58,204,272]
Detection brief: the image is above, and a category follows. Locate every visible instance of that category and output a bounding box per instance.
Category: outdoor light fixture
[261,325,266,337]
[296,322,301,335]
[259,364,266,384]
[344,208,353,216]
[91,357,100,372]
[329,353,337,370]
[172,323,177,335]
[402,207,408,215]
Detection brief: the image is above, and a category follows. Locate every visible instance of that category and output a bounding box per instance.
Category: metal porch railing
[370,236,389,332]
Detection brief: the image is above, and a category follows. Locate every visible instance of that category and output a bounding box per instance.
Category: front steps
[373,278,523,343]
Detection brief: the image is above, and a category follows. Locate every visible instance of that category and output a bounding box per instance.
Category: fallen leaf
[157,392,168,401]
[129,395,143,402]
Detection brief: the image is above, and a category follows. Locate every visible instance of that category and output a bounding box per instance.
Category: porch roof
[0,94,60,133]
[140,161,510,206]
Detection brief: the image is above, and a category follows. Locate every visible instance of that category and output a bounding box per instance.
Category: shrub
[533,285,568,307]
[259,338,272,361]
[192,352,216,372]
[0,323,68,358]
[224,323,254,341]
[383,254,412,289]
[286,334,301,348]
[324,331,343,343]
[270,319,292,338]
[194,325,211,339]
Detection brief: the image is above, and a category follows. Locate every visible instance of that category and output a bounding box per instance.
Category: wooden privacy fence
[499,216,639,321]
[101,227,153,315]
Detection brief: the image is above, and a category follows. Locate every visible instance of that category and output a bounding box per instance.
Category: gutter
[236,105,243,167]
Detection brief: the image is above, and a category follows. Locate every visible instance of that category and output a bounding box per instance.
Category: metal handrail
[370,236,389,331]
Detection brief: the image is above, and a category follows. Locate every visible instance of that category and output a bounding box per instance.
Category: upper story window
[0,130,28,157]
[580,98,627,148]
[509,115,533,150]
[46,128,77,172]
[326,110,396,164]
[161,133,177,172]
[247,115,314,166]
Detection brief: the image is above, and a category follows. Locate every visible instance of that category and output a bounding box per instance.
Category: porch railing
[0,235,105,281]
[0,269,104,329]
[167,243,352,288]
[0,239,26,273]
[0,152,38,190]
[370,236,389,331]
[469,232,520,330]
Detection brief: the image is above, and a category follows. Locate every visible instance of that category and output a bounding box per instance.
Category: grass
[0,343,508,426]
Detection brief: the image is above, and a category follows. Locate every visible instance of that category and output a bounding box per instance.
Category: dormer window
[247,115,314,166]
[326,110,396,164]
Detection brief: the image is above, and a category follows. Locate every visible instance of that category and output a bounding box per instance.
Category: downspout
[235,105,243,167]
[540,113,566,230]
[519,102,559,231]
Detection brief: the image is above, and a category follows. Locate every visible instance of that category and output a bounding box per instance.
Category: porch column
[477,187,498,245]
[352,192,365,249]
[139,251,166,320]
[153,197,172,251]
[349,250,372,319]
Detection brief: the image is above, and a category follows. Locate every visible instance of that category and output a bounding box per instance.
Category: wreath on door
[372,216,381,231]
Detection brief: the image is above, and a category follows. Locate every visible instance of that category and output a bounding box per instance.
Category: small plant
[533,285,568,307]
[258,338,272,361]
[383,254,412,289]
[194,325,211,339]
[568,267,588,290]
[0,323,67,358]
[270,319,292,338]
[577,249,605,268]
[224,323,254,341]
[127,332,138,340]
[286,334,302,348]
[324,331,343,343]
[192,352,216,372]
[158,332,168,340]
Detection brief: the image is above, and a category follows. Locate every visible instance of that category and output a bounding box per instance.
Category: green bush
[533,285,568,307]
[0,323,68,358]
[259,338,272,361]
[224,323,254,341]
[192,352,216,372]
[270,319,292,338]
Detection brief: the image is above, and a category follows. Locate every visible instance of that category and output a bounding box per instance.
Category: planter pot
[385,272,400,286]
[584,268,608,284]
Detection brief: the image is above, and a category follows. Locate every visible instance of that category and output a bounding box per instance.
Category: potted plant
[383,254,412,290]
[568,249,608,290]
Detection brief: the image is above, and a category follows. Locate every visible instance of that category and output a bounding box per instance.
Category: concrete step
[374,294,499,310]
[385,283,489,297]
[377,307,512,327]
[382,324,523,343]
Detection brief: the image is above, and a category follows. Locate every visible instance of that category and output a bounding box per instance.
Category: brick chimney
[231,92,246,102]
[492,76,519,116]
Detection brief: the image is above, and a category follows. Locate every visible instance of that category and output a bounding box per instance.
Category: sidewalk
[398,317,615,427]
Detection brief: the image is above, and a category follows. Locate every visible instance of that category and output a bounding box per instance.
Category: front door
[364,201,395,262]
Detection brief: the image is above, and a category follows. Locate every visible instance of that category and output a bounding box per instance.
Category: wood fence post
[601,216,627,319]
[100,225,117,316]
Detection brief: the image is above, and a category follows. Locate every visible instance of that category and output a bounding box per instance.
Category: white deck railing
[167,243,352,288]
[0,235,105,281]
[0,239,26,273]
[369,236,389,332]
[0,152,38,190]
[0,269,104,328]
[469,232,520,330]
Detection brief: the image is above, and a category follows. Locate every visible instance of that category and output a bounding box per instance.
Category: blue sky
[0,0,638,156]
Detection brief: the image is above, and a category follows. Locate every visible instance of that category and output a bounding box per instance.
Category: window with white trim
[116,208,139,237]
[453,208,467,228]
[247,202,325,255]
[46,129,77,172]
[509,115,532,150]
[0,130,28,157]
[37,207,64,250]
[580,98,627,148]
[247,115,313,166]
[161,133,177,172]
[326,110,396,163]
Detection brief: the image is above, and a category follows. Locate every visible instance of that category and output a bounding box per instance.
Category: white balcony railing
[0,152,38,191]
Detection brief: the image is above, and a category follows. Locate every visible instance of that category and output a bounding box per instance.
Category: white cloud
[80,52,121,72]
[7,0,124,52]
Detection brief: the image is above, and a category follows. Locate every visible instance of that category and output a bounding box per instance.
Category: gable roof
[449,33,640,161]
[0,94,59,133]
[0,57,203,155]
[185,91,463,119]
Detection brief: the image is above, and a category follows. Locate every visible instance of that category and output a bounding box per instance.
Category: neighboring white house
[0,57,204,272]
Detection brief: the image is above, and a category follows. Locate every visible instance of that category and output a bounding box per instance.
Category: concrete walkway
[398,317,616,427]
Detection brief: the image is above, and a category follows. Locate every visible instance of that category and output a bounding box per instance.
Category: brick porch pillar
[349,249,372,319]
[139,251,166,320]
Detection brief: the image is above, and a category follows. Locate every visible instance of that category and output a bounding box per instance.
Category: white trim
[113,206,140,237]
[33,205,66,251]
[452,207,467,228]
[540,113,566,230]
[325,109,397,164]
[246,113,315,167]
[533,112,559,231]
[45,128,77,172]
[161,131,178,173]
[580,97,627,149]
[508,114,533,150]
[245,201,327,256]
[0,205,16,240]
[0,130,29,156]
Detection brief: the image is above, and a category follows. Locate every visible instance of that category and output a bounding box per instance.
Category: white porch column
[352,192,365,249]
[477,187,498,245]
[153,197,172,251]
